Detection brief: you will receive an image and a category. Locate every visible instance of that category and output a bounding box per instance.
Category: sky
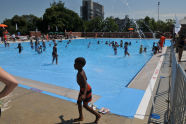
[0,0,186,23]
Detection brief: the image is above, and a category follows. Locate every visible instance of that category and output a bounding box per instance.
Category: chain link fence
[169,43,186,124]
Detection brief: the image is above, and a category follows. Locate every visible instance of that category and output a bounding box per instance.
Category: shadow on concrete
[56,115,78,124]
[56,115,97,124]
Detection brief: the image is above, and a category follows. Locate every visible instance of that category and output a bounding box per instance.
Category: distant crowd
[0,34,170,66]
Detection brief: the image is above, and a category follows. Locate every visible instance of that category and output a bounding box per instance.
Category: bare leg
[83,103,101,123]
[178,50,181,62]
[52,56,55,64]
[56,56,58,64]
[178,48,183,62]
[74,99,83,122]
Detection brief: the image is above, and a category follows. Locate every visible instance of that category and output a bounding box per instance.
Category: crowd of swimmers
[92,39,151,56]
[94,36,166,56]
[28,38,72,64]
[1,36,167,66]
[12,38,62,64]
[94,40,132,56]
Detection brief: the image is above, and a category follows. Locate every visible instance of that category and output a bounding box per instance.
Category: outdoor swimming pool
[0,38,170,117]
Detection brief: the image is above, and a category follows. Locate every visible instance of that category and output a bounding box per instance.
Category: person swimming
[52,43,58,64]
[17,43,23,54]
[42,40,46,51]
[30,40,34,49]
[144,47,147,52]
[88,42,91,48]
[139,45,143,54]
[124,42,130,56]
[113,44,117,55]
[120,40,123,47]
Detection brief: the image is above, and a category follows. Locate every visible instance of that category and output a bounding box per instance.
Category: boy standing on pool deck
[74,57,101,123]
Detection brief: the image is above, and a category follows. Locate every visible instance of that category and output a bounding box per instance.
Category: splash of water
[143,23,156,39]
[121,0,146,38]
[132,19,146,38]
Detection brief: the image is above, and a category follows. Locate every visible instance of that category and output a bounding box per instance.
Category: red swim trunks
[80,84,92,103]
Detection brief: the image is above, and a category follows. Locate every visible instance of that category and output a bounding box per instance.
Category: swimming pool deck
[1,47,185,124]
[128,51,164,90]
[14,76,101,103]
[148,47,171,123]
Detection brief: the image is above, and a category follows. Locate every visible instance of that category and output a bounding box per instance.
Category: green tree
[85,17,104,32]
[3,14,41,35]
[42,1,83,33]
[136,16,155,32]
[103,17,119,32]
[84,17,119,32]
[135,16,174,33]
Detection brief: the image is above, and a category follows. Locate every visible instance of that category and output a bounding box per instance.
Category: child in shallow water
[139,45,143,54]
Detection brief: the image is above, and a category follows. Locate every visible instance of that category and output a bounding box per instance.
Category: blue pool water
[0,38,170,117]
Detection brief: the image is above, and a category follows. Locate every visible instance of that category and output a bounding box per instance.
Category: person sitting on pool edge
[73,57,101,123]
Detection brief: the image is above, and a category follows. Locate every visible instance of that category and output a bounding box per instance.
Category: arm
[80,72,88,100]
[0,67,18,99]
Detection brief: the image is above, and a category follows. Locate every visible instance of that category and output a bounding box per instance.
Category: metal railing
[169,42,186,124]
[148,47,170,124]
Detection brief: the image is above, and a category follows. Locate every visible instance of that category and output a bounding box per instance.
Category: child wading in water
[74,57,101,123]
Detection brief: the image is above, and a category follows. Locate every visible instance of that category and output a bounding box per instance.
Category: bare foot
[73,117,83,122]
[94,115,101,123]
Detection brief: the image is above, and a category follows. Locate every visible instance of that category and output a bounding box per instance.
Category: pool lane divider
[134,47,167,120]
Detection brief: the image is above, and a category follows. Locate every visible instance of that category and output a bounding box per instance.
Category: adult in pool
[17,43,23,54]
[88,42,91,48]
[139,45,143,54]
[52,43,58,64]
[124,42,130,56]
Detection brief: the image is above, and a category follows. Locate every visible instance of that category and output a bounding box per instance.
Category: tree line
[3,1,174,35]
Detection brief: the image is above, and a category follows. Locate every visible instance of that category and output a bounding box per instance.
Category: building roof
[180,17,186,24]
